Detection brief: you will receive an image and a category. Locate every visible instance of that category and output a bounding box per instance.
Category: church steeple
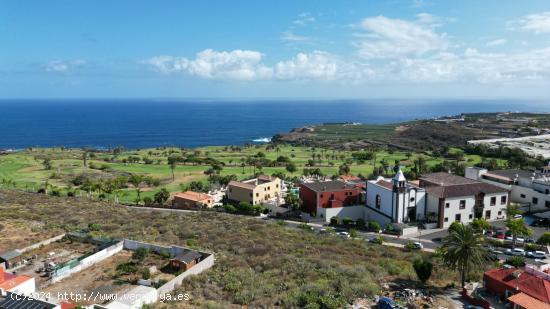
[393,168,406,188]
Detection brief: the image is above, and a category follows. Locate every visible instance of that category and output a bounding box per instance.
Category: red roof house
[484,267,550,305]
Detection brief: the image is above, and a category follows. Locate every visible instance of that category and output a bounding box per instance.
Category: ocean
[0,99,548,149]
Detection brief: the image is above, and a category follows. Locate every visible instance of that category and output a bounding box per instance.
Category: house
[0,250,22,269]
[466,165,550,212]
[300,180,363,221]
[0,291,59,308]
[0,267,36,295]
[227,175,282,205]
[172,191,214,209]
[169,250,202,271]
[484,265,550,308]
[365,169,427,227]
[419,172,509,228]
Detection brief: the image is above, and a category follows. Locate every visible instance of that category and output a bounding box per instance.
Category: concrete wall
[363,207,393,227]
[511,185,550,212]
[157,254,215,296]
[6,277,36,295]
[316,205,366,223]
[52,241,124,283]
[18,234,66,254]
[366,181,395,221]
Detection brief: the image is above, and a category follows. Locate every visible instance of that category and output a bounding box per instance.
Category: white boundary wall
[157,254,214,296]
[19,234,66,253]
[52,241,124,283]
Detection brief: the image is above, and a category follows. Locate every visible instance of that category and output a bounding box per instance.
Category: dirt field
[15,238,97,288]
[43,250,133,305]
[0,219,62,250]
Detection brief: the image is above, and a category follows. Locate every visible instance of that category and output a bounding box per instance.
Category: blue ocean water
[0,99,548,149]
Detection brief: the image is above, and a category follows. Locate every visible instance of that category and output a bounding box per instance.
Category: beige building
[173,191,214,209]
[227,175,282,205]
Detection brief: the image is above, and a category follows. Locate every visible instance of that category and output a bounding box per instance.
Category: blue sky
[1,0,550,99]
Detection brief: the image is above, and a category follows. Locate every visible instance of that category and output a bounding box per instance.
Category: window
[375,194,381,209]
[520,194,526,198]
[276,184,279,188]
[256,193,259,197]
[455,214,461,222]
[490,197,496,206]
[546,201,550,208]
[330,194,335,199]
[320,194,324,198]
[445,202,450,208]
[501,196,507,204]
[249,193,253,197]
[485,210,491,219]
[533,197,539,205]
[459,200,466,209]
[498,211,502,216]
[410,197,415,202]
[444,217,449,222]
[268,186,270,190]
[229,188,232,193]
[469,214,473,219]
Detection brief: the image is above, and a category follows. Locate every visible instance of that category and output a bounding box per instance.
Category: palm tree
[128,174,144,204]
[506,218,533,248]
[169,161,176,182]
[439,223,488,288]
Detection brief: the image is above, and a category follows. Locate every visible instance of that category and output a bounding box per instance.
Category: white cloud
[512,12,550,34]
[44,60,86,72]
[485,38,507,47]
[144,49,273,81]
[356,15,448,59]
[293,12,316,26]
[395,47,550,83]
[280,30,312,42]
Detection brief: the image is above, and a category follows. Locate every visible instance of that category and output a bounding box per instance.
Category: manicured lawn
[0,145,507,203]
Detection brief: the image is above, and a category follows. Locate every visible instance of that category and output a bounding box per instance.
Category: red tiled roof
[173,191,212,202]
[374,180,394,190]
[485,268,550,303]
[508,292,550,309]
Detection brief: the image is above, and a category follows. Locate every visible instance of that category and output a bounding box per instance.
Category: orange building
[173,191,214,209]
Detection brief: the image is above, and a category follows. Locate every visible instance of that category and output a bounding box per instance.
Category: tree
[285,162,297,173]
[154,188,170,205]
[42,158,52,170]
[356,218,366,229]
[439,223,488,288]
[505,256,525,267]
[168,158,177,182]
[338,164,350,175]
[128,174,144,204]
[537,232,550,245]
[413,258,433,284]
[506,218,533,248]
[284,192,302,212]
[368,221,381,232]
[349,229,358,238]
[470,218,490,233]
[82,151,88,167]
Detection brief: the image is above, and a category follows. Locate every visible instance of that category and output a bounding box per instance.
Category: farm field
[0,188,462,308]
[0,145,507,204]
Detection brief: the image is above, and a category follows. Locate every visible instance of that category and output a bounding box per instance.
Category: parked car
[489,247,503,255]
[513,214,523,219]
[527,251,547,259]
[378,297,399,309]
[532,218,550,227]
[506,248,526,256]
[506,236,525,242]
[412,242,423,249]
[337,231,350,239]
[494,231,505,239]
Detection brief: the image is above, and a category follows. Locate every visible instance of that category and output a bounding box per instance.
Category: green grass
[0,145,508,203]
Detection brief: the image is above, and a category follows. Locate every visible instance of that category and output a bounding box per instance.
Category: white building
[465,165,550,212]
[420,172,509,228]
[365,170,427,227]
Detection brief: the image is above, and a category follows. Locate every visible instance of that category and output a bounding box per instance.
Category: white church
[365,169,427,229]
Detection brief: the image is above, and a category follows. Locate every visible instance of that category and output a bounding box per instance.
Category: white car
[527,251,547,259]
[413,242,424,249]
[506,248,526,256]
[505,236,525,242]
[337,231,350,239]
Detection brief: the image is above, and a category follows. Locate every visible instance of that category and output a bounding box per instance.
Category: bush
[368,221,381,232]
[537,232,550,245]
[505,256,526,267]
[342,217,353,226]
[355,218,366,229]
[330,217,339,226]
[224,204,237,213]
[413,258,433,284]
[404,241,416,251]
[141,268,151,280]
[143,196,153,207]
[115,261,138,276]
[132,247,149,262]
[350,229,358,238]
[370,236,385,244]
